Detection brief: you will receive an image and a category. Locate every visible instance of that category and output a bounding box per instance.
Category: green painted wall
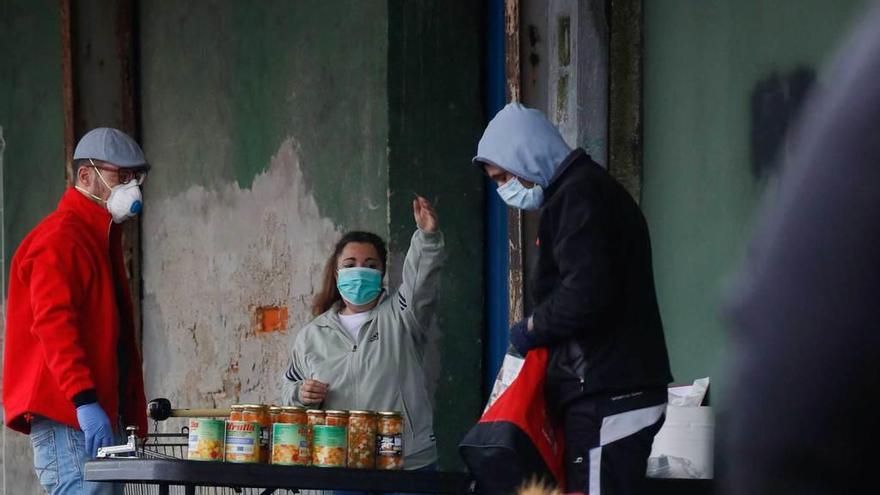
[139,0,389,232]
[0,0,66,279]
[387,0,485,469]
[642,0,866,399]
[0,1,66,492]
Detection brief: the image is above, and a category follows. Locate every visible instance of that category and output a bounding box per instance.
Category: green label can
[225,420,262,463]
[187,418,225,461]
[271,423,310,466]
[311,425,347,467]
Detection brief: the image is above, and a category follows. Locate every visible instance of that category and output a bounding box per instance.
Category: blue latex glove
[509,318,537,356]
[76,402,114,457]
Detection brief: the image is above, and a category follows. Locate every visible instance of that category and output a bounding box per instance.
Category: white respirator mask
[76,160,143,223]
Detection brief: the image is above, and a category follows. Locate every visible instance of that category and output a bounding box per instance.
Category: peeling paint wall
[142,139,340,410]
[138,1,485,470]
[137,0,389,425]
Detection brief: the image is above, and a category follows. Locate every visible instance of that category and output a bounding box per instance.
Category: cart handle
[148,398,230,421]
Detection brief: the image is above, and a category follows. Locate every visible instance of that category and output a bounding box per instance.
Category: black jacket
[528,150,673,407]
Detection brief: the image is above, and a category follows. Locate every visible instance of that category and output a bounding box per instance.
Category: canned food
[279,406,307,425]
[229,405,244,422]
[225,420,262,463]
[242,405,270,463]
[312,425,347,467]
[376,411,404,470]
[306,409,325,450]
[186,418,225,461]
[347,411,377,469]
[268,406,282,424]
[325,410,350,427]
[271,423,311,465]
[306,409,326,426]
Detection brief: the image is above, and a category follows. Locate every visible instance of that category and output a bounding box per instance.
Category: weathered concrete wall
[642,0,867,398]
[0,0,67,492]
[142,139,340,408]
[139,0,485,470]
[138,0,388,416]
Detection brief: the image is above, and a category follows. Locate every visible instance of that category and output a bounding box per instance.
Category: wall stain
[750,66,816,179]
[528,23,541,68]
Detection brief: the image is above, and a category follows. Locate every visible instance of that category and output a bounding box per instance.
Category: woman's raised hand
[413,196,438,233]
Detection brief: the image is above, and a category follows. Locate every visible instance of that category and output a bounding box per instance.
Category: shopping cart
[96,400,303,495]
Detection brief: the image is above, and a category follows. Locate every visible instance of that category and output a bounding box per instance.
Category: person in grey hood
[282,196,444,478]
[473,103,672,494]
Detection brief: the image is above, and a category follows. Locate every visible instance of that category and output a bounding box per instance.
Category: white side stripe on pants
[588,403,666,495]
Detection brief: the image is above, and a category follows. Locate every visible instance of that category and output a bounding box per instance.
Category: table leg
[158,484,169,495]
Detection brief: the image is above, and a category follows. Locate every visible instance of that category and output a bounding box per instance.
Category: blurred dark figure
[722,3,880,494]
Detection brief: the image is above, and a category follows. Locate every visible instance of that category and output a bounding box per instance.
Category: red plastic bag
[459,348,565,494]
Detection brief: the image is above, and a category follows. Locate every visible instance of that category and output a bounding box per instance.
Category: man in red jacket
[3,127,149,494]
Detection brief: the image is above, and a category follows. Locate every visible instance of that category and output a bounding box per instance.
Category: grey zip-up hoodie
[282,229,445,469]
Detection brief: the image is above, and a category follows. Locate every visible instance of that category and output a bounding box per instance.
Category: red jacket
[3,188,147,435]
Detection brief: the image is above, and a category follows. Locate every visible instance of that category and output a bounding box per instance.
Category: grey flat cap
[73,127,149,169]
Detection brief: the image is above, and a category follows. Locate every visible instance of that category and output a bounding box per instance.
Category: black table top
[85,458,472,493]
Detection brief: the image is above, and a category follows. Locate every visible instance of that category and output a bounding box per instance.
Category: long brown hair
[311,231,388,316]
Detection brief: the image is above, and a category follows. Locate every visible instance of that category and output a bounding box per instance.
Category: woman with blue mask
[282,196,444,475]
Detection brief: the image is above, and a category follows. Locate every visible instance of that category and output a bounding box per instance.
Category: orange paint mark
[257,306,288,333]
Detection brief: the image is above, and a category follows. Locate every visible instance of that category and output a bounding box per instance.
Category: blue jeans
[30,416,124,495]
[335,462,438,495]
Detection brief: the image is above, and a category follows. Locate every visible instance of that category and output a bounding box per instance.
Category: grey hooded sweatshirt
[473,102,573,187]
[282,229,445,469]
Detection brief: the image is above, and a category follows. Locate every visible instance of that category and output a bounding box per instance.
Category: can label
[271,423,310,466]
[225,421,262,463]
[376,434,404,470]
[187,419,225,461]
[312,425,347,467]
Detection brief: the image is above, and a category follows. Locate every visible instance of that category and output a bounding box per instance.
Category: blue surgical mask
[496,177,544,210]
[337,267,383,306]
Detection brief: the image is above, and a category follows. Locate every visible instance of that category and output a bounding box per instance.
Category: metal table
[85,459,472,495]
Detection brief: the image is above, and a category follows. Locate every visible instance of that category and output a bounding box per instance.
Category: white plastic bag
[667,377,710,407]
[484,352,525,413]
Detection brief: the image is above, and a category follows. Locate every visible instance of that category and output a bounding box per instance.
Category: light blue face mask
[496,177,544,210]
[337,267,384,306]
